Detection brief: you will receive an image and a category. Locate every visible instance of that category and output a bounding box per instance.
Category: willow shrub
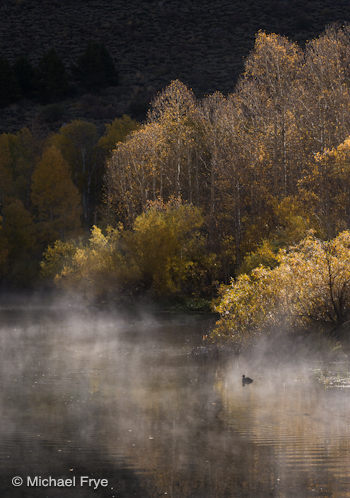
[41,199,216,299]
[210,231,350,346]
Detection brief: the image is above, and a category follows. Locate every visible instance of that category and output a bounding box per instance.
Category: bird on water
[242,374,253,385]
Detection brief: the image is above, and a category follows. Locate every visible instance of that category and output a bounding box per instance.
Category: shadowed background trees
[72,42,119,92]
[0,42,118,107]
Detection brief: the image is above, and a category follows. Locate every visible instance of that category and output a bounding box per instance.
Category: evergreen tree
[73,42,118,92]
[13,56,36,99]
[0,57,19,107]
[36,48,69,102]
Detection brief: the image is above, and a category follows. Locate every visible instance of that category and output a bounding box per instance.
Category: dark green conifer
[36,48,69,102]
[13,56,36,99]
[73,42,118,92]
[0,57,19,107]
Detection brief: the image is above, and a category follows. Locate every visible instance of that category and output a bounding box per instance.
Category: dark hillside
[1,0,350,130]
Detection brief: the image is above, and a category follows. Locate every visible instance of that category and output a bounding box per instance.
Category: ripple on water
[216,363,350,495]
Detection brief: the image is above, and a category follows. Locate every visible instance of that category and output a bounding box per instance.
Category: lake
[1,301,350,497]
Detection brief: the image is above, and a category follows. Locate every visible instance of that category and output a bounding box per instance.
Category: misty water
[1,302,350,497]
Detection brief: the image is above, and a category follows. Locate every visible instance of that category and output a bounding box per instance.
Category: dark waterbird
[242,375,253,385]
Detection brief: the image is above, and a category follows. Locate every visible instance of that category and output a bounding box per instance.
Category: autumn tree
[211,232,350,347]
[300,26,350,155]
[50,120,99,224]
[299,136,350,238]
[194,92,227,240]
[0,127,39,206]
[4,25,350,297]
[105,122,165,226]
[41,200,215,299]
[95,115,139,221]
[237,31,303,196]
[40,239,78,282]
[97,115,139,156]
[106,81,201,226]
[41,226,131,298]
[126,199,209,296]
[148,80,197,200]
[31,146,82,242]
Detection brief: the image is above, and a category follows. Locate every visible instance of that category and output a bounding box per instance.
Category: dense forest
[0,115,138,285]
[4,26,350,341]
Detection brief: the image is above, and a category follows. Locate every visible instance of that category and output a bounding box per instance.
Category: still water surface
[1,304,350,497]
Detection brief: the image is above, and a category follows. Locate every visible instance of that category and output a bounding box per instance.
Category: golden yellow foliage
[97,115,139,154]
[31,146,82,241]
[130,198,206,296]
[41,200,215,299]
[211,231,350,346]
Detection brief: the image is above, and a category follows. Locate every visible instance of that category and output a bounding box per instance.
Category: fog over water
[1,297,350,497]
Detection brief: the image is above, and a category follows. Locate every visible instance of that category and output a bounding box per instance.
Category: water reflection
[1,306,350,497]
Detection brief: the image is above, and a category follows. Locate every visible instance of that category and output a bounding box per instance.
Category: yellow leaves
[316,140,350,164]
[42,226,124,296]
[130,200,205,296]
[300,134,350,237]
[239,240,279,275]
[97,115,139,154]
[0,127,38,202]
[273,196,311,245]
[107,91,200,226]
[41,240,77,279]
[211,231,350,346]
[31,145,82,240]
[149,80,196,125]
[244,31,302,86]
[106,121,167,222]
[102,26,350,293]
[89,225,107,248]
[42,200,209,299]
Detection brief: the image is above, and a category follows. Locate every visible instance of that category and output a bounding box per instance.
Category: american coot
[242,374,253,385]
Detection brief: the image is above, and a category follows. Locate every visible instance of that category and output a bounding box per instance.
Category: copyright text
[12,475,109,490]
